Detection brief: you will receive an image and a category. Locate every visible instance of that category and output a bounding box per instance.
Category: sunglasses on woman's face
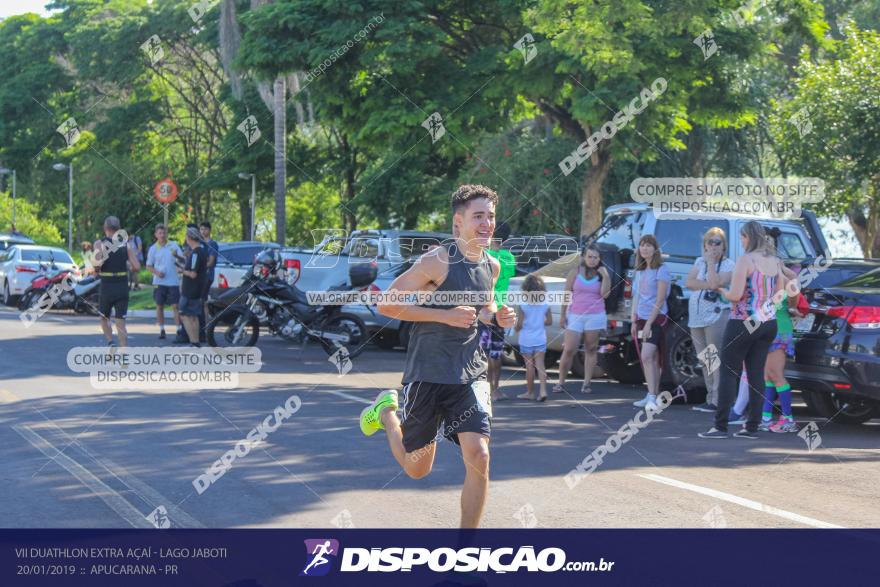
[707,239,723,246]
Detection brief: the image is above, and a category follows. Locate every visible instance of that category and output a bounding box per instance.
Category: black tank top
[100,236,128,282]
[402,241,494,384]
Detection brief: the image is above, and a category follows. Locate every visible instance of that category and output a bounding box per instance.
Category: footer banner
[1,529,875,586]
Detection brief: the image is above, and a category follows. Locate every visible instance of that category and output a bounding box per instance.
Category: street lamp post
[0,168,15,230]
[238,172,256,240]
[53,163,73,251]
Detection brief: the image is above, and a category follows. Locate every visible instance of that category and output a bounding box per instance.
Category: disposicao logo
[300,539,339,577]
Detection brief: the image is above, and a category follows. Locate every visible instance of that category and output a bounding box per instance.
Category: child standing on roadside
[761,262,803,433]
[515,274,553,402]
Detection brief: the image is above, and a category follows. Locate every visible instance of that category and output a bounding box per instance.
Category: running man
[302,541,334,575]
[361,184,517,528]
[92,216,141,347]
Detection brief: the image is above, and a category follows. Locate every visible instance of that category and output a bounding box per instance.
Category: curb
[129,309,172,318]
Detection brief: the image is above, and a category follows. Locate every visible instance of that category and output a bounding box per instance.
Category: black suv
[786,268,880,425]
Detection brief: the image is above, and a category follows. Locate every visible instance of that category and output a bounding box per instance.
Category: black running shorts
[98,280,129,319]
[400,381,492,453]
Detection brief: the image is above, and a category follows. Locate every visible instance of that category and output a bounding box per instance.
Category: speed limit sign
[154,178,178,204]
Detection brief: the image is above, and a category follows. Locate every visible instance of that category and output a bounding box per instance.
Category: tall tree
[772,25,880,256]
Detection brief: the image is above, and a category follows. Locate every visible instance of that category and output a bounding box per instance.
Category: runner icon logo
[300,539,339,577]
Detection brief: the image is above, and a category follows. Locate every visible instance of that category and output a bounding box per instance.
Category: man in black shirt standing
[91,216,141,347]
[179,227,208,347]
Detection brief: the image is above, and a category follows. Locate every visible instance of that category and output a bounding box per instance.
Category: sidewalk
[129,309,173,318]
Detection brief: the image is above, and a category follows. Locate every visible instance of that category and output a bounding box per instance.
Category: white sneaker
[645,394,658,410]
[633,393,655,408]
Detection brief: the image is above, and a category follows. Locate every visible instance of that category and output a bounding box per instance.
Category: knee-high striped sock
[777,384,793,420]
[762,381,777,420]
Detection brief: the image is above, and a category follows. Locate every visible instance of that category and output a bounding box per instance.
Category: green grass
[128,286,156,311]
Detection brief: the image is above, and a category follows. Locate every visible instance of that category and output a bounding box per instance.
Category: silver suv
[507,203,830,399]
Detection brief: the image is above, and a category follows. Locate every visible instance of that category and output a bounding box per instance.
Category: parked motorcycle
[18,262,100,315]
[206,250,376,358]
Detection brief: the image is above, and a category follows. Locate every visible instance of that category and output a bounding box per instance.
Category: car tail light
[845,306,880,329]
[285,258,301,285]
[218,274,229,289]
[833,383,852,389]
[822,305,880,329]
[15,264,37,273]
[623,280,632,298]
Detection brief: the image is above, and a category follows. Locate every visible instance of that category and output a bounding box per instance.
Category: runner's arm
[377,249,471,327]
[477,256,500,325]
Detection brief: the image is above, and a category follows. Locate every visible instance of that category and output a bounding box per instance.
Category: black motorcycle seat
[276,283,311,304]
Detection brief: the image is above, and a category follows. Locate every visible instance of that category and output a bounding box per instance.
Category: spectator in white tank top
[515,274,553,402]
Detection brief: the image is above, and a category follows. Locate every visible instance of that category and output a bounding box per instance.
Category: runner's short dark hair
[451,184,498,215]
[104,216,121,231]
[199,221,211,230]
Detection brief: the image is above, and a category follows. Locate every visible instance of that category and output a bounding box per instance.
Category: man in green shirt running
[480,222,517,401]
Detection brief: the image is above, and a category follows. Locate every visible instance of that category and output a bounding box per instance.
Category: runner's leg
[100,316,113,343]
[116,318,128,347]
[380,409,435,479]
[458,431,490,528]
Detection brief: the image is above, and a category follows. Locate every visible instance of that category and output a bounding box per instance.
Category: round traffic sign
[154,178,178,204]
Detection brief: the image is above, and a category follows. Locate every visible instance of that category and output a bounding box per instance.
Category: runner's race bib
[472,381,493,418]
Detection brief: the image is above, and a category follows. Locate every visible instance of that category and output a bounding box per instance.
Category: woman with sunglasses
[686,228,734,414]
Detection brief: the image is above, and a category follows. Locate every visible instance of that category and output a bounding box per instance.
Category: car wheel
[3,280,14,306]
[661,323,704,400]
[801,390,878,425]
[598,352,645,385]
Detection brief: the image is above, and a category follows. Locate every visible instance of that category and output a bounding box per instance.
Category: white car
[0,245,78,306]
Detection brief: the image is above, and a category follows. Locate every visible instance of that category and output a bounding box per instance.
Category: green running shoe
[360,389,399,436]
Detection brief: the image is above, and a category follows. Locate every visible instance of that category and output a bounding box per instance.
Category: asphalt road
[1,306,878,530]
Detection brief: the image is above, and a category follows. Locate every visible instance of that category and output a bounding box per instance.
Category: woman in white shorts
[555,245,611,394]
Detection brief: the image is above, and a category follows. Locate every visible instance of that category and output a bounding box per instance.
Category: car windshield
[654,219,731,261]
[20,249,74,264]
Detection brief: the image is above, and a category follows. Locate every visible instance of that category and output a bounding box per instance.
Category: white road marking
[13,424,154,529]
[323,389,373,404]
[637,473,845,528]
[90,453,204,529]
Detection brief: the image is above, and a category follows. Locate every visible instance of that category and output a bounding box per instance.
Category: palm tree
[219,0,312,245]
